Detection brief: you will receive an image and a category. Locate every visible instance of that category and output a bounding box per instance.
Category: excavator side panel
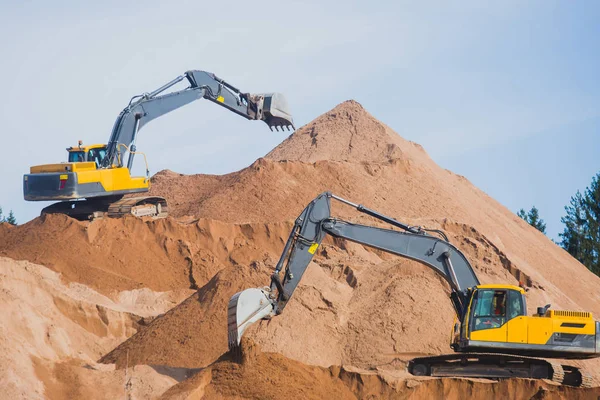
[500,315,594,346]
[75,167,148,191]
[30,163,78,174]
[507,316,528,344]
[527,317,554,345]
[470,326,508,342]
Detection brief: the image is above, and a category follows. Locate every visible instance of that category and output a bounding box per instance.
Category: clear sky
[0,1,598,240]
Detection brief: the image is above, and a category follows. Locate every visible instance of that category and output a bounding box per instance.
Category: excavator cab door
[468,289,508,342]
[506,289,528,344]
[87,147,107,168]
[467,288,528,344]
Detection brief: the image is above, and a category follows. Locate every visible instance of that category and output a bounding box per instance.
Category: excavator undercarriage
[40,195,168,220]
[408,353,593,388]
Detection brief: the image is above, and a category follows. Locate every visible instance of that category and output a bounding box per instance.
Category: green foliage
[517,206,547,234]
[6,210,17,225]
[560,173,600,276]
[0,206,17,226]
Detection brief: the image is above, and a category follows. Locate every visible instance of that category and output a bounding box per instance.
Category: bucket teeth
[266,120,295,132]
[261,92,295,132]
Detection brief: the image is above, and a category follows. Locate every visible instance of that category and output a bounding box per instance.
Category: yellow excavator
[228,192,599,387]
[23,70,294,219]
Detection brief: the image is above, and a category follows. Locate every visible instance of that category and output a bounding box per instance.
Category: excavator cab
[470,286,522,332]
[67,143,107,167]
[454,284,599,359]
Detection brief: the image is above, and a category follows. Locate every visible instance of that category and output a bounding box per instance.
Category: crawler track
[41,196,168,220]
[408,352,592,387]
[107,196,168,218]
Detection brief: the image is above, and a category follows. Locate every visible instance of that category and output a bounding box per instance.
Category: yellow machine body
[24,144,148,201]
[455,284,599,359]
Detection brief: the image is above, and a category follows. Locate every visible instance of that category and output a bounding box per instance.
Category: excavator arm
[103,70,294,169]
[227,192,480,351]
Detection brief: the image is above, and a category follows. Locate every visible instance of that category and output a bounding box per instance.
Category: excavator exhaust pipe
[260,93,295,131]
[227,288,276,352]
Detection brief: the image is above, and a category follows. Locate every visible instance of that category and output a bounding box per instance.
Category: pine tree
[0,206,17,225]
[517,206,547,234]
[559,191,586,264]
[6,210,17,225]
[560,173,600,276]
[583,174,600,275]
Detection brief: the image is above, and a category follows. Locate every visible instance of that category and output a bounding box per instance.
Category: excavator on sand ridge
[228,192,599,387]
[23,70,294,220]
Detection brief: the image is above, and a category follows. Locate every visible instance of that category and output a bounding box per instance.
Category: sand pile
[0,257,182,399]
[0,215,292,295]
[265,100,425,163]
[3,99,600,397]
[147,100,600,383]
[100,263,271,369]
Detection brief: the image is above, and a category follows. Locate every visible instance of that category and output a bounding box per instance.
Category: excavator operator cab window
[472,290,507,331]
[87,148,107,168]
[507,289,525,319]
[68,151,85,163]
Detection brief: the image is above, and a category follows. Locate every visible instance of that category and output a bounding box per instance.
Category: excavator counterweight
[228,192,600,387]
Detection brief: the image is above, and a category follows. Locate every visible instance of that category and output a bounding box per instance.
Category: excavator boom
[228,192,480,349]
[104,70,294,169]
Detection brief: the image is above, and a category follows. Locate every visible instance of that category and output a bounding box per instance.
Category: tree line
[518,172,600,277]
[0,206,17,225]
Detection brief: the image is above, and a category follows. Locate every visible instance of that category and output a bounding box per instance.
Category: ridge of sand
[265,100,428,164]
[0,214,292,295]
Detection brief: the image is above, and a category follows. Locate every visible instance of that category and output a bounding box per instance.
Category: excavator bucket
[261,93,295,131]
[227,288,275,352]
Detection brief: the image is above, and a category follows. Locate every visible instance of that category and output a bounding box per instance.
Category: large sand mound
[148,100,600,317]
[3,99,600,397]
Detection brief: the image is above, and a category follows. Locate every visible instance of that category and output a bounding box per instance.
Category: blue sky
[0,1,598,240]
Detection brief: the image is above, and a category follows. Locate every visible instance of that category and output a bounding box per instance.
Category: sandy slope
[2,100,600,398]
[160,339,600,400]
[0,257,190,399]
